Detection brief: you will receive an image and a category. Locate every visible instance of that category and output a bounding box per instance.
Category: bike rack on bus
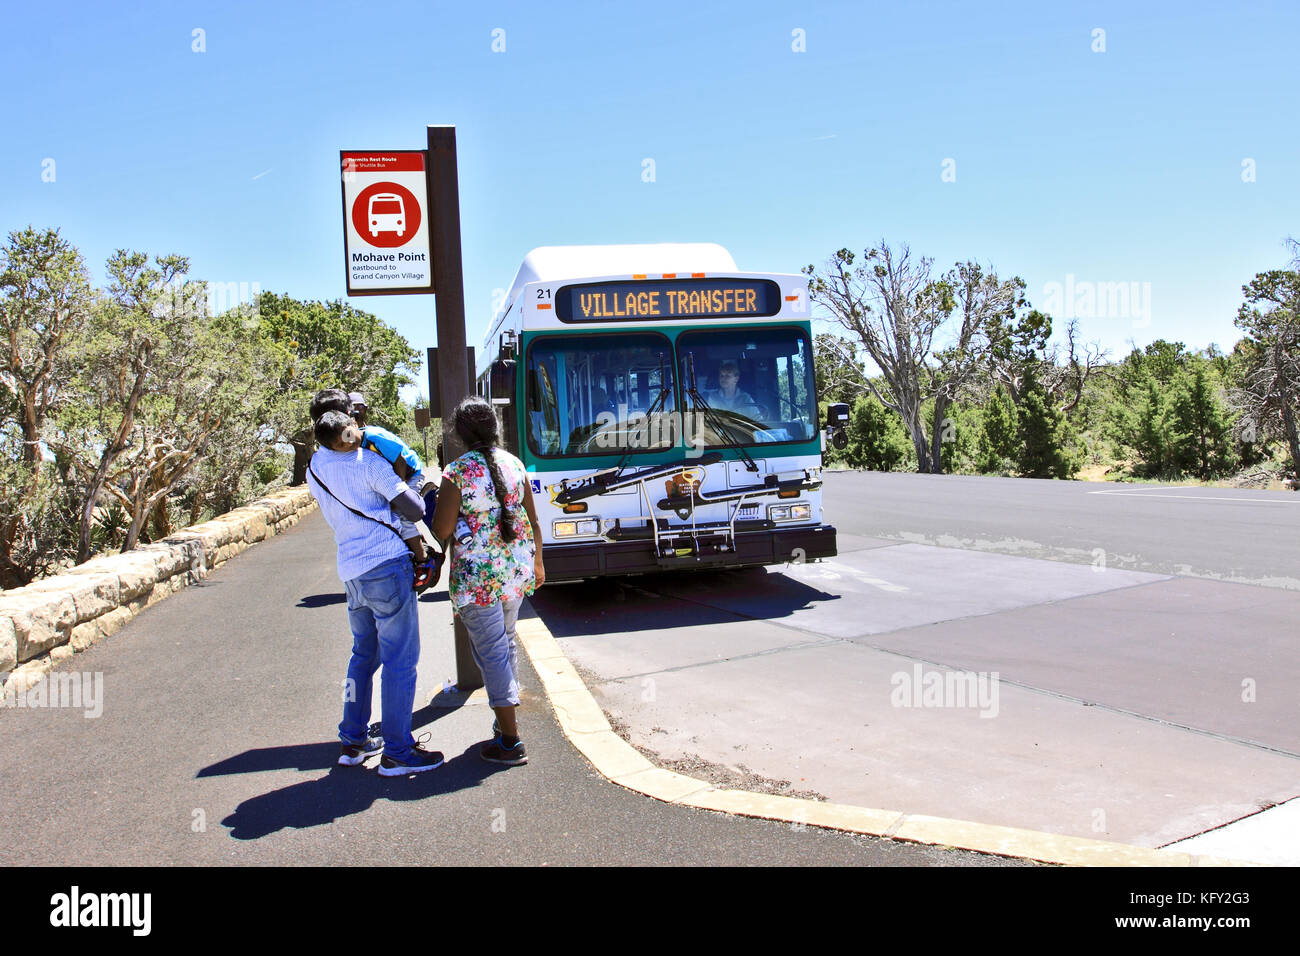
[555,460,822,566]
[647,468,822,564]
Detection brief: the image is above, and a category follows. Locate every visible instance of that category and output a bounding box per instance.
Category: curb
[1,487,317,697]
[514,616,1260,867]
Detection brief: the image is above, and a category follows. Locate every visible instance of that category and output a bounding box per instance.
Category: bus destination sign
[555,278,781,322]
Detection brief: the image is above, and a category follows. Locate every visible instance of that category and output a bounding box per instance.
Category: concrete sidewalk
[535,533,1300,861]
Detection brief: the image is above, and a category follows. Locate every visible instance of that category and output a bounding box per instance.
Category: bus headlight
[768,503,812,522]
[553,517,601,537]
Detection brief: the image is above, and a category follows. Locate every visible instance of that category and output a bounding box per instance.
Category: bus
[475,243,841,582]
[367,193,406,238]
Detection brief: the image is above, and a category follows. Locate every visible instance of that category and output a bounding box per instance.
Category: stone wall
[0,487,316,696]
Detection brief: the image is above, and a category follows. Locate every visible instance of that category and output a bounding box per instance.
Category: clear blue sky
[4,0,1298,396]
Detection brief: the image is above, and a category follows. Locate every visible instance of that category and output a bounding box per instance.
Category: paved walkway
[0,511,1010,867]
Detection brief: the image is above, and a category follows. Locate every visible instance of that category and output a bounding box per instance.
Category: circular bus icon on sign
[351,182,422,249]
[368,192,405,237]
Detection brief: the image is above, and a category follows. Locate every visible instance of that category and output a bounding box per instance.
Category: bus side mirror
[825,402,850,450]
[490,359,515,405]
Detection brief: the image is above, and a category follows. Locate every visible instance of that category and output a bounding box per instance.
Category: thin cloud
[251,168,273,180]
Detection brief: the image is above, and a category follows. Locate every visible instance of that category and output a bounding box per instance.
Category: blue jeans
[457,598,522,709]
[339,555,419,760]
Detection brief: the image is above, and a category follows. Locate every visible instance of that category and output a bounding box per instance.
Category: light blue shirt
[306,446,411,582]
[361,426,425,479]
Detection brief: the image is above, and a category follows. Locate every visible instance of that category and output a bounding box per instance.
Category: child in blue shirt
[347,392,437,524]
[310,389,440,587]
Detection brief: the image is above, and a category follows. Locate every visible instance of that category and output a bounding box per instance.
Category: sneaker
[338,731,383,766]
[491,717,500,737]
[378,741,444,776]
[481,737,527,766]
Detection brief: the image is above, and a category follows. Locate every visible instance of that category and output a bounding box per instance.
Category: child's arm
[361,426,425,481]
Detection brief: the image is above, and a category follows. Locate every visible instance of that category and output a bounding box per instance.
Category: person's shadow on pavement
[212,743,509,840]
[202,697,507,840]
[296,592,347,608]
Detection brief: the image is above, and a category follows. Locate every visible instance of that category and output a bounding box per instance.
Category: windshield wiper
[612,352,674,480]
[555,451,724,504]
[684,354,759,472]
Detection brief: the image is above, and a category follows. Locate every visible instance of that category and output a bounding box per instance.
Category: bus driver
[705,360,761,415]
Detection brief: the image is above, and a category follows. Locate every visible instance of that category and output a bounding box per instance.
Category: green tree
[1016,370,1076,479]
[254,292,420,484]
[983,298,1051,405]
[806,246,1023,473]
[1126,380,1171,476]
[813,333,868,407]
[0,228,92,585]
[0,444,77,588]
[0,227,93,463]
[52,251,200,563]
[1168,363,1231,478]
[1231,251,1300,477]
[842,393,913,471]
[977,385,1018,473]
[936,403,980,474]
[1115,339,1188,403]
[180,304,295,525]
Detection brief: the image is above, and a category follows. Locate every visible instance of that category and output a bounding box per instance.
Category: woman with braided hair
[432,396,545,765]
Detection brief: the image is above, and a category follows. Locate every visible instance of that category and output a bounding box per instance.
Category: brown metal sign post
[425,125,482,692]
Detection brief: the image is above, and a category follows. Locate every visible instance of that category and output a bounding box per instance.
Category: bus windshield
[677,327,817,447]
[526,333,678,457]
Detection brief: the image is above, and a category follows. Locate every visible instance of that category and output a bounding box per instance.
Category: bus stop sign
[340,150,434,296]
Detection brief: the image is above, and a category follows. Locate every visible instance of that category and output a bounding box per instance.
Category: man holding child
[305,389,443,776]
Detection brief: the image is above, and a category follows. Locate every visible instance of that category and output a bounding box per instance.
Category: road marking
[1087,491,1299,503]
[788,559,911,592]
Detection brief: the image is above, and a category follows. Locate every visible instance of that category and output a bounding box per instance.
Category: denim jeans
[456,598,522,709]
[339,555,419,760]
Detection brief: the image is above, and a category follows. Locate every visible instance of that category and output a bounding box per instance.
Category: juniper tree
[1231,249,1300,477]
[977,385,1018,473]
[845,394,913,471]
[1016,370,1076,479]
[805,246,1023,473]
[1169,363,1231,478]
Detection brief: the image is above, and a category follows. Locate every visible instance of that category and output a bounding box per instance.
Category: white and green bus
[476,243,841,582]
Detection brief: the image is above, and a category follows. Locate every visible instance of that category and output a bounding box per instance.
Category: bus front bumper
[541,524,837,582]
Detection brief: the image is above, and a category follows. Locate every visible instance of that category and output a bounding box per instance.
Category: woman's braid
[453,396,517,543]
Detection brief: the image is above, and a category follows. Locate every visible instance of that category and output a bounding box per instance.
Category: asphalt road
[820,471,1300,589]
[534,471,1300,859]
[0,508,1010,867]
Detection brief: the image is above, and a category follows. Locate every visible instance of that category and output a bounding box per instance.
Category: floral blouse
[442,448,536,608]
